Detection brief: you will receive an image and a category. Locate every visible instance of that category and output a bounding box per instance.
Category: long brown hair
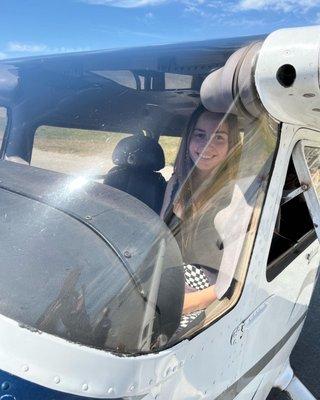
[172,105,241,220]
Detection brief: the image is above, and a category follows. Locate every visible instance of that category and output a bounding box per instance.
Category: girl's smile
[189,112,229,172]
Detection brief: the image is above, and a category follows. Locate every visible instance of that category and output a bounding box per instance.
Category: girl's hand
[182,285,217,314]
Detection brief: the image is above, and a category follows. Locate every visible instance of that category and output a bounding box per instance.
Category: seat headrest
[112,135,165,171]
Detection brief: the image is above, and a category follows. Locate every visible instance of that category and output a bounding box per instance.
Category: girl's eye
[194,132,206,140]
[214,133,227,142]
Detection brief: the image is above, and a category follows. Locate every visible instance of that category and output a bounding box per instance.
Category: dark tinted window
[267,158,316,281]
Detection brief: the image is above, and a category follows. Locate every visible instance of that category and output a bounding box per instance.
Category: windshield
[0,38,278,354]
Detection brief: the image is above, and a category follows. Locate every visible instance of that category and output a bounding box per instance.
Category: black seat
[104,135,166,214]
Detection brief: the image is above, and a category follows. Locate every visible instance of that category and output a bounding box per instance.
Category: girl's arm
[183,285,217,314]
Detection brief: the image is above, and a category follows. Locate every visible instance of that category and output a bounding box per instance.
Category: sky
[1,0,320,59]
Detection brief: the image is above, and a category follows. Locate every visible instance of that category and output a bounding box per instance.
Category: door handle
[306,248,319,264]
[231,298,272,345]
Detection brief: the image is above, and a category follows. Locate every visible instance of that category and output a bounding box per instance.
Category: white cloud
[82,0,320,15]
[6,42,91,56]
[116,28,165,38]
[7,42,48,53]
[182,0,218,17]
[50,46,91,53]
[238,0,320,12]
[83,0,167,7]
[225,16,267,26]
[184,5,206,17]
[83,0,210,7]
[145,11,154,17]
[0,52,7,60]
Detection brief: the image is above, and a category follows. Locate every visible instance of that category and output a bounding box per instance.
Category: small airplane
[0,24,319,400]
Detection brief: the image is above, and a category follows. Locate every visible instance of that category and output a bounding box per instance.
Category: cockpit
[0,37,279,354]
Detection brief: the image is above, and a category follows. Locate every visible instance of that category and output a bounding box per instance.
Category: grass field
[34,125,181,165]
[31,125,180,177]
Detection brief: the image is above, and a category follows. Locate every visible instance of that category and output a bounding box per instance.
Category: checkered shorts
[177,264,209,331]
[179,310,203,329]
[184,264,210,290]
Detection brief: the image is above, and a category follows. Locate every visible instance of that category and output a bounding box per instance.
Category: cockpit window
[92,70,193,91]
[305,146,320,199]
[0,39,278,354]
[31,126,181,181]
[32,126,131,176]
[93,70,138,90]
[165,73,192,90]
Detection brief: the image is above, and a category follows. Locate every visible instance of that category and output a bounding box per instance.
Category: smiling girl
[161,105,241,325]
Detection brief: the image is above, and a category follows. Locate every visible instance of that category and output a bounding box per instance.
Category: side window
[267,158,316,281]
[158,135,181,179]
[93,70,138,90]
[0,106,8,149]
[31,126,131,176]
[165,73,192,90]
[31,125,181,180]
[304,146,320,199]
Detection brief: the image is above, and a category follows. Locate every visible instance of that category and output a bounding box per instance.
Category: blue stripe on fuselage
[0,369,123,400]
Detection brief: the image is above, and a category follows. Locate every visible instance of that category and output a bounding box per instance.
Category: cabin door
[230,137,320,400]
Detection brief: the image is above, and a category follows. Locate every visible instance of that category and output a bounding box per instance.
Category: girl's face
[189,112,229,172]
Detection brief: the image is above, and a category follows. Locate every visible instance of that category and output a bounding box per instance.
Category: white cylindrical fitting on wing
[200,47,246,114]
[255,25,320,129]
[200,42,262,118]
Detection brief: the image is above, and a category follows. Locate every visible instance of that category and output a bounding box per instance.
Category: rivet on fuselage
[1,382,10,391]
[54,376,61,384]
[107,387,114,395]
[22,365,29,372]
[82,383,89,391]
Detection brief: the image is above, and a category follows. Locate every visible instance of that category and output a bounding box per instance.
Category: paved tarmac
[290,274,320,399]
[267,275,320,400]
